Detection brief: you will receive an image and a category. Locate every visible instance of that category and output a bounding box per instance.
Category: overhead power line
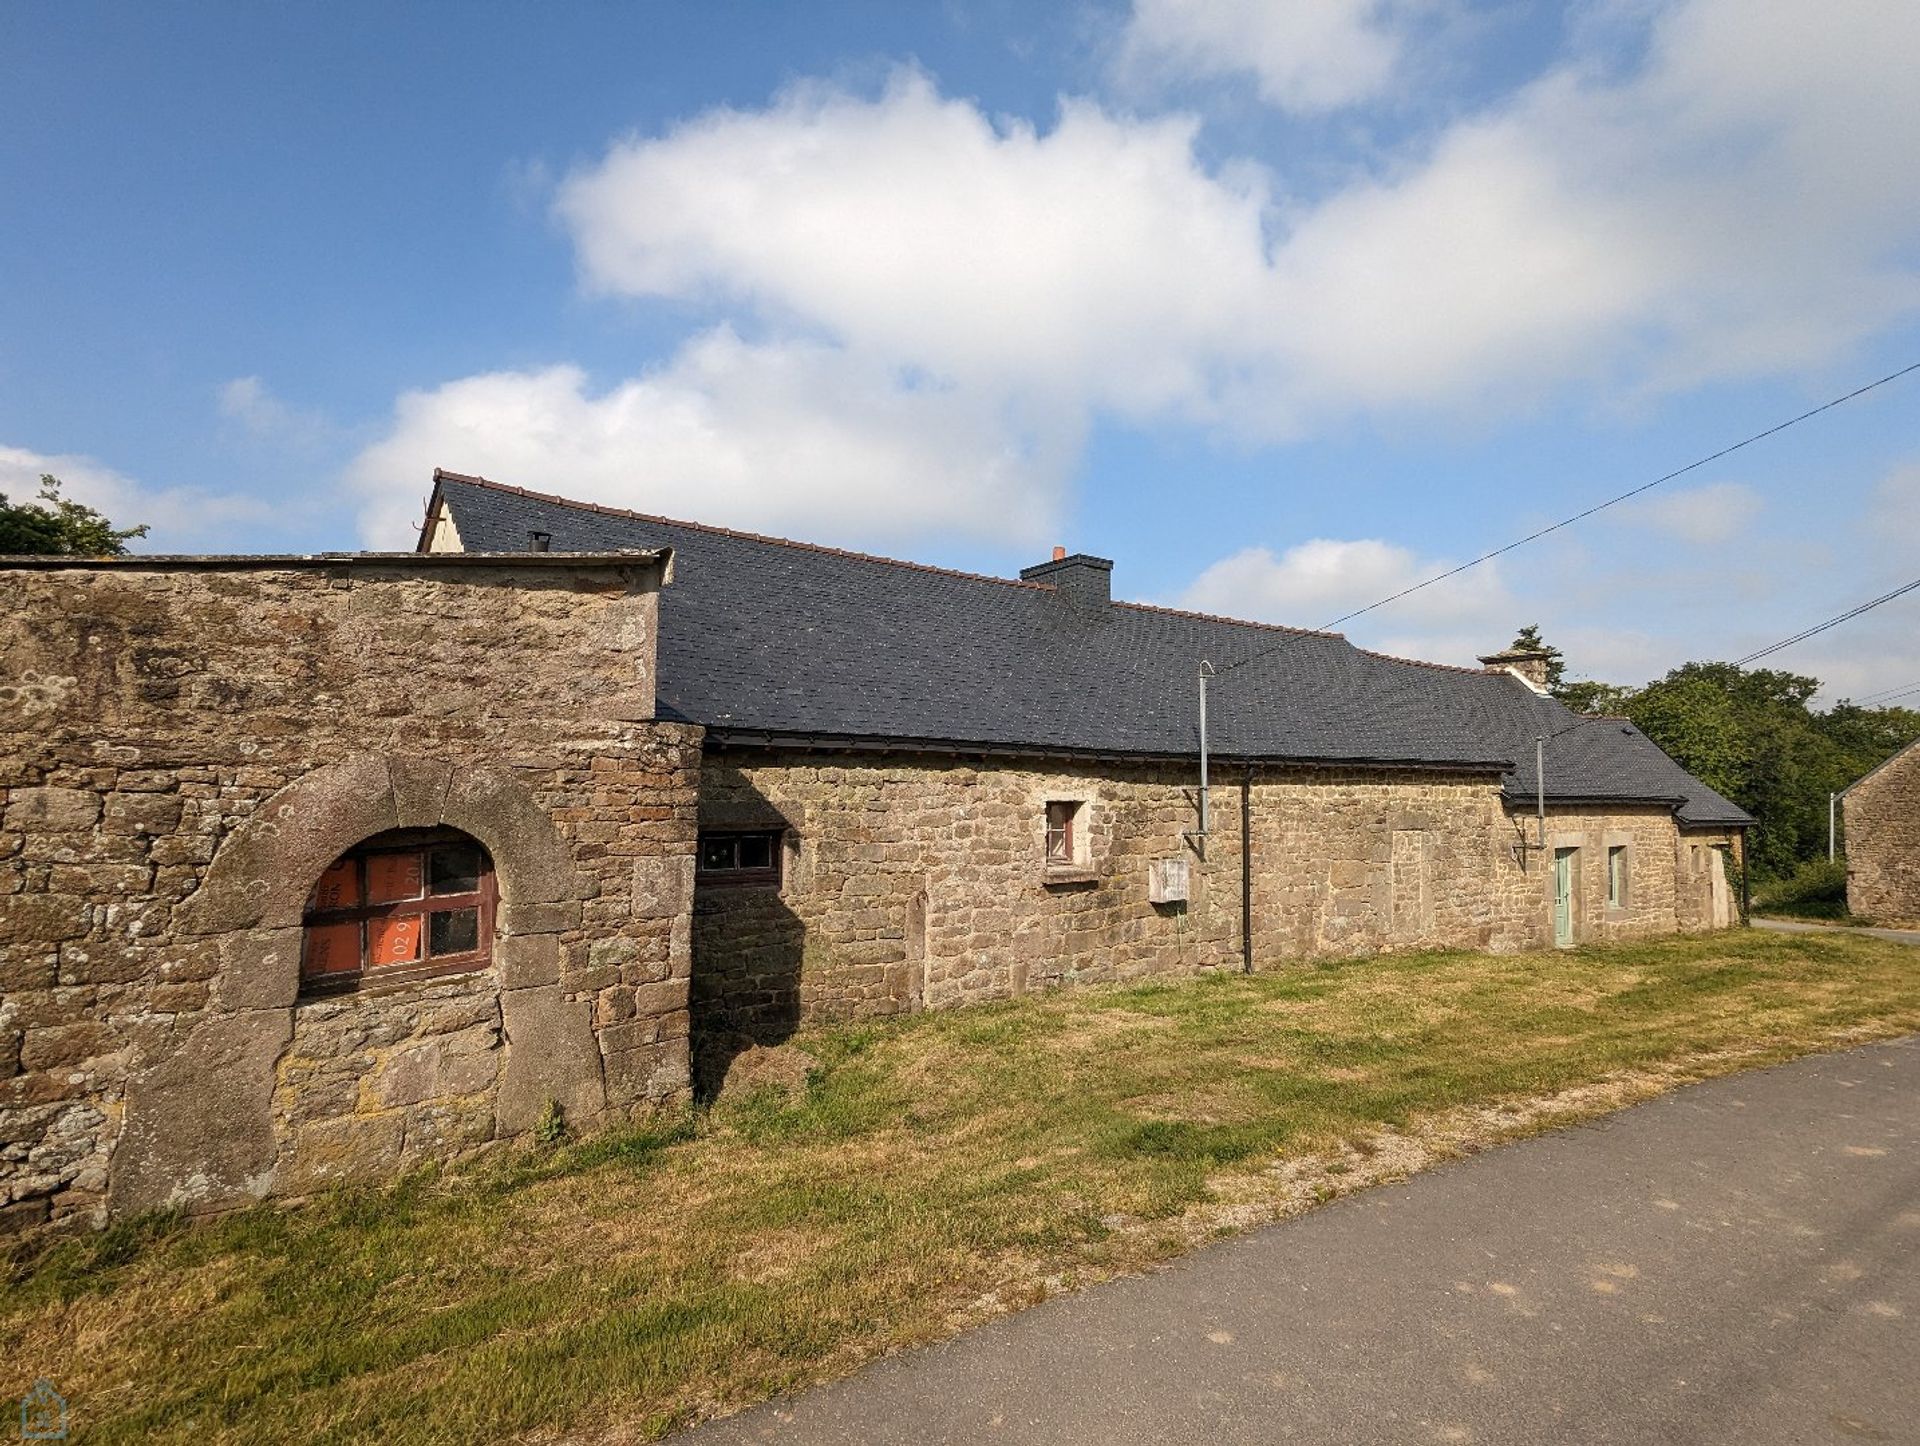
[1848,675,1920,705]
[1539,575,1920,746]
[1214,358,1920,681]
[1730,576,1920,668]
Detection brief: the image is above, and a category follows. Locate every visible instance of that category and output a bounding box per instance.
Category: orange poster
[310,859,360,912]
[303,922,362,976]
[368,915,421,966]
[366,851,424,903]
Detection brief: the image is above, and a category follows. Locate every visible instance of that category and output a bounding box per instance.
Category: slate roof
[1386,658,1754,827]
[427,470,1752,826]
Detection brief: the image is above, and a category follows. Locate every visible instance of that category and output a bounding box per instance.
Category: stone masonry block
[3,787,100,832]
[387,755,455,829]
[209,926,304,1011]
[440,763,579,906]
[495,985,606,1137]
[176,754,397,935]
[109,1008,293,1216]
[496,932,560,989]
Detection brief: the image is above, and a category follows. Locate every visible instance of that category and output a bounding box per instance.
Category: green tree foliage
[1531,629,1920,881]
[1507,623,1566,690]
[1616,661,1920,881]
[0,474,147,556]
[1554,678,1637,716]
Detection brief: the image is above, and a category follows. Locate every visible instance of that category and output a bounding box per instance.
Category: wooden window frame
[1043,800,1097,883]
[1045,801,1077,867]
[301,832,496,997]
[697,828,784,887]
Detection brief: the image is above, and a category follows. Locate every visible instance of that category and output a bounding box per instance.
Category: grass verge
[5,929,1919,1443]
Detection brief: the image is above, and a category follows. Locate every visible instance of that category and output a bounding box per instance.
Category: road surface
[691,1037,1920,1445]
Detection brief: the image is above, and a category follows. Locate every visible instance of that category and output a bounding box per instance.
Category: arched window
[301,828,495,994]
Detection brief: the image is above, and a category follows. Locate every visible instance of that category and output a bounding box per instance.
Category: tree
[1507,623,1566,691]
[1555,678,1637,716]
[1621,661,1920,881]
[0,474,147,556]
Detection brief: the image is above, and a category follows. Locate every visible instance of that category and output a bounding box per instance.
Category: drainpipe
[1241,764,1254,974]
[1829,792,1837,862]
[1196,661,1215,856]
[1536,735,1547,854]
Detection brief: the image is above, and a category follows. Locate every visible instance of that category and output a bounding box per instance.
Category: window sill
[696,871,782,889]
[299,956,490,1000]
[1042,866,1099,886]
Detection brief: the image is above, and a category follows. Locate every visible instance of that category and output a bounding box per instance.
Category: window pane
[1046,803,1075,862]
[429,907,481,957]
[310,859,360,912]
[366,851,425,903]
[368,915,421,968]
[736,834,774,870]
[428,845,482,896]
[701,836,736,871]
[303,921,363,977]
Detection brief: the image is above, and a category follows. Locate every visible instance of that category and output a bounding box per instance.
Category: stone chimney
[1478,645,1554,693]
[1020,550,1114,608]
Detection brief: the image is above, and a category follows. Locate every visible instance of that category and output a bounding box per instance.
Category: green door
[1553,848,1576,947]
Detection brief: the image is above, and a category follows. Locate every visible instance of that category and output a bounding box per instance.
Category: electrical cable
[1211,359,1920,681]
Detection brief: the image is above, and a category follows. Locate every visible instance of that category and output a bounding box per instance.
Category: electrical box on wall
[1148,857,1190,904]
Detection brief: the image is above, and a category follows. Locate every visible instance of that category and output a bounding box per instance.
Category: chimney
[1478,645,1553,693]
[1020,550,1114,608]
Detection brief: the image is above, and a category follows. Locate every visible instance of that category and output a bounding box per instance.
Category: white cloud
[346,328,1078,548]
[345,2,1920,550]
[1115,0,1406,113]
[550,5,1920,432]
[556,73,1271,422]
[1180,537,1515,658]
[0,444,277,552]
[217,376,330,447]
[1619,481,1762,544]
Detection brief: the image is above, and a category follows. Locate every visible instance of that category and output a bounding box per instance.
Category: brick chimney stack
[1478,645,1554,693]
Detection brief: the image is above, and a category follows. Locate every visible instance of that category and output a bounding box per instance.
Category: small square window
[697,829,783,885]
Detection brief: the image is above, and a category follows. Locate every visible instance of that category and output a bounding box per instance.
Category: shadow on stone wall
[689,874,806,1103]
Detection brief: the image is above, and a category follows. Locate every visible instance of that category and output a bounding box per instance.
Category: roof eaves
[708,726,1510,772]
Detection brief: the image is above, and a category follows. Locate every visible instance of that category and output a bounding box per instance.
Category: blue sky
[4,1,1918,700]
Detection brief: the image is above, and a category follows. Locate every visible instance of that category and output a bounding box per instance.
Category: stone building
[1,470,1750,1231]
[424,472,1751,1073]
[1842,738,1920,923]
[2,551,699,1233]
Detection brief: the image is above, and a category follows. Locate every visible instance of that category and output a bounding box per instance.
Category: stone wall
[692,748,1742,1046]
[1844,742,1920,923]
[1,555,701,1233]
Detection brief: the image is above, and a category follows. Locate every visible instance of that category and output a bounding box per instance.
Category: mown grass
[6,929,1919,1443]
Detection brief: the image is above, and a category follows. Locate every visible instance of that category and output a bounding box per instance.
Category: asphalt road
[691,1037,1920,1445]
